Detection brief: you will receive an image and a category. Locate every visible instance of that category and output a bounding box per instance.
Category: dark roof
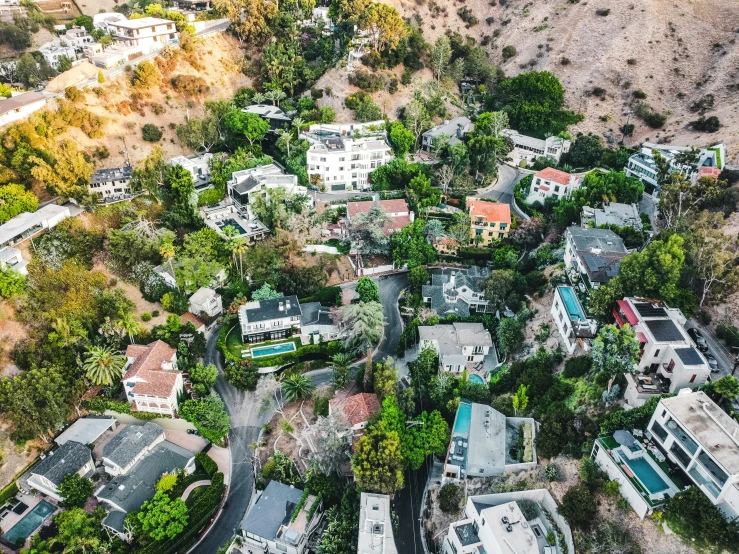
[423,267,490,316]
[300,302,334,326]
[102,422,164,469]
[645,319,684,342]
[91,166,132,184]
[239,481,303,540]
[0,92,47,116]
[567,226,627,253]
[633,302,668,318]
[580,252,624,283]
[454,523,481,547]
[241,296,302,323]
[31,441,92,486]
[97,441,193,515]
[675,347,705,366]
[232,175,261,194]
[102,510,127,533]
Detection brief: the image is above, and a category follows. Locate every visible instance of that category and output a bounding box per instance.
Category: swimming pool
[623,455,670,494]
[558,286,586,321]
[469,374,485,385]
[453,401,472,436]
[251,342,297,358]
[2,501,55,546]
[217,218,248,236]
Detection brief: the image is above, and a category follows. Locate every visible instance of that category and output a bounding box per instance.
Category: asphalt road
[479,164,522,205]
[685,319,735,379]
[193,272,409,552]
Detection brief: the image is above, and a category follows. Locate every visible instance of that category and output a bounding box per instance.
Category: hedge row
[195,452,218,478]
[0,482,18,505]
[250,341,343,368]
[299,285,342,306]
[83,398,170,420]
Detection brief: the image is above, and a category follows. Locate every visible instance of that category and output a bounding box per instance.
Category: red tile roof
[181,312,205,329]
[330,393,380,426]
[124,340,176,379]
[698,166,721,179]
[466,199,511,224]
[346,199,409,217]
[132,371,180,398]
[535,167,573,186]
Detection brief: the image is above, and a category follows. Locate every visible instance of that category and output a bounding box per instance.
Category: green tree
[658,173,729,229]
[132,60,161,89]
[252,282,283,300]
[617,234,685,303]
[388,121,414,157]
[179,393,231,443]
[497,317,524,356]
[224,109,270,146]
[351,422,404,494]
[29,140,94,199]
[357,3,405,52]
[130,146,166,199]
[712,376,739,403]
[356,277,380,303]
[54,508,105,552]
[561,133,604,169]
[591,324,640,393]
[339,301,385,386]
[0,184,38,223]
[190,363,218,389]
[408,265,430,293]
[156,474,178,492]
[137,491,189,540]
[83,345,127,386]
[0,265,27,298]
[224,359,259,391]
[350,203,391,255]
[439,483,461,513]
[97,70,105,83]
[430,35,452,81]
[331,352,351,388]
[142,123,163,142]
[407,346,438,403]
[407,175,441,213]
[164,164,198,228]
[282,374,316,402]
[373,358,397,401]
[466,111,512,179]
[512,384,529,416]
[664,486,739,552]
[389,219,437,269]
[57,473,94,508]
[558,484,596,528]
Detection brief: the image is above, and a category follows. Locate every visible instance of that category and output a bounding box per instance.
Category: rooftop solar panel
[633,302,668,318]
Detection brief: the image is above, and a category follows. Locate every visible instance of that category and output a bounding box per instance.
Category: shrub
[626,58,637,65]
[717,324,739,348]
[314,397,329,417]
[310,87,324,100]
[388,78,398,94]
[197,188,226,206]
[544,464,558,481]
[141,312,152,322]
[224,359,259,390]
[65,86,82,102]
[171,74,209,96]
[152,310,160,317]
[632,89,647,99]
[132,60,161,89]
[558,484,597,528]
[634,102,667,128]
[561,57,571,65]
[665,486,739,551]
[595,8,611,15]
[348,70,385,92]
[457,7,479,26]
[161,290,189,314]
[691,116,721,132]
[502,45,517,61]
[150,103,166,115]
[401,68,412,85]
[562,356,592,378]
[195,452,219,478]
[142,123,163,142]
[439,483,462,513]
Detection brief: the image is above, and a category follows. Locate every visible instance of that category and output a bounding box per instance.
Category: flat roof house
[563,226,628,289]
[550,285,597,354]
[0,92,47,127]
[418,323,497,382]
[526,168,581,206]
[0,204,71,249]
[242,104,291,131]
[0,247,28,276]
[55,417,116,446]
[443,400,536,481]
[466,198,511,245]
[358,493,398,554]
[238,480,323,554]
[122,341,183,417]
[89,166,133,204]
[101,422,166,476]
[238,296,302,343]
[613,297,710,407]
[189,286,223,319]
[502,129,571,164]
[422,267,493,316]
[26,441,94,501]
[646,390,739,518]
[108,17,177,49]
[346,199,413,236]
[171,153,213,188]
[581,202,643,231]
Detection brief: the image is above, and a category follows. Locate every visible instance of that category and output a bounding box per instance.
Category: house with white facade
[0,247,28,275]
[38,40,77,70]
[108,17,177,48]
[563,226,628,290]
[444,400,536,481]
[238,296,302,342]
[613,297,710,408]
[93,12,128,32]
[550,285,597,354]
[89,166,133,203]
[0,91,48,127]
[502,129,571,164]
[122,341,183,416]
[422,267,493,317]
[26,441,94,501]
[418,323,497,381]
[581,202,643,231]
[421,116,472,154]
[646,390,739,518]
[303,123,393,192]
[188,286,222,318]
[171,153,213,188]
[526,167,581,205]
[0,203,70,249]
[441,490,574,554]
[300,302,342,343]
[358,493,398,554]
[61,26,96,49]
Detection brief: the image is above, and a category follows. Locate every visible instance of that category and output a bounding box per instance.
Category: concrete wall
[592,444,650,518]
[303,245,340,255]
[505,417,538,473]
[103,410,196,431]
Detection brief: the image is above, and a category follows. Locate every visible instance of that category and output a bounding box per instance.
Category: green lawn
[185,485,208,508]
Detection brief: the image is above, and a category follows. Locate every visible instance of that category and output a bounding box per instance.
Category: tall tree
[349,203,391,255]
[429,36,451,81]
[339,301,385,386]
[351,422,404,494]
[591,324,640,393]
[58,474,94,508]
[137,492,189,540]
[131,146,166,200]
[331,352,351,388]
[0,183,38,223]
[356,277,380,303]
[658,173,729,229]
[357,3,405,53]
[309,414,352,474]
[224,109,270,146]
[29,140,93,199]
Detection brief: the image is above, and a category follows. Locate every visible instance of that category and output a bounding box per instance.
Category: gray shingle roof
[30,441,92,486]
[239,296,302,323]
[240,481,303,540]
[423,267,490,316]
[567,226,627,253]
[102,422,165,470]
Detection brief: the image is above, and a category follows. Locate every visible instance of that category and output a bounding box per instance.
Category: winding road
[191,272,408,553]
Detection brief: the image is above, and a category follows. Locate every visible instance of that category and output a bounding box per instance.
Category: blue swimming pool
[623,454,670,494]
[2,501,56,546]
[217,218,247,236]
[453,401,472,436]
[558,286,586,321]
[251,342,297,358]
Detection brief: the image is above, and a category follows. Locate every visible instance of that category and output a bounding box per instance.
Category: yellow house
[466,198,511,246]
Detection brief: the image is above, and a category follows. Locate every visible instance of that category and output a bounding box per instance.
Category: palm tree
[83,346,127,386]
[338,301,385,388]
[331,352,351,388]
[159,243,176,289]
[115,310,141,344]
[291,117,304,137]
[265,89,286,107]
[281,374,316,402]
[232,238,247,280]
[251,91,267,104]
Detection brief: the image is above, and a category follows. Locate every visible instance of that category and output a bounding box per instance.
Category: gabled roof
[330,393,381,426]
[30,441,91,486]
[466,199,511,224]
[123,340,176,380]
[102,422,164,469]
[535,167,572,185]
[240,481,304,539]
[566,226,627,253]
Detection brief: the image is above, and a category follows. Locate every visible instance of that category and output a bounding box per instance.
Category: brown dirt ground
[0,300,26,375]
[0,421,45,490]
[77,0,119,16]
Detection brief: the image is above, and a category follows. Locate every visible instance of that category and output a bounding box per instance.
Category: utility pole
[731,347,739,376]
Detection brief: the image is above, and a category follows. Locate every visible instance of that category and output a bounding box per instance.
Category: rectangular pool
[2,501,56,546]
[453,401,472,436]
[217,218,248,236]
[251,342,297,358]
[623,455,670,494]
[558,286,586,321]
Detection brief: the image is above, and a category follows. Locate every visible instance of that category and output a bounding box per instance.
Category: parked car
[706,354,719,373]
[688,327,708,351]
[186,428,200,435]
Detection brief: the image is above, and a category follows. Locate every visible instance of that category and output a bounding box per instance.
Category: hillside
[383,0,739,162]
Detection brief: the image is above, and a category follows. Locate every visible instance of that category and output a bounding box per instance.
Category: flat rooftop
[479,502,540,554]
[358,493,398,554]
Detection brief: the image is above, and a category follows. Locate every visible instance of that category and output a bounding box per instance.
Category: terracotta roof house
[433,236,460,256]
[122,341,183,417]
[526,167,581,205]
[181,312,206,332]
[697,166,721,180]
[466,199,511,246]
[346,199,413,236]
[330,392,381,432]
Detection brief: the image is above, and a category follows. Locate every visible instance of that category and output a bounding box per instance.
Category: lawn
[185,485,209,508]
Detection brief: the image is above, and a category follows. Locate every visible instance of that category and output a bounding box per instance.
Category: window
[488,231,493,237]
[554,185,560,193]
[339,156,345,161]
[655,349,660,357]
[467,356,474,361]
[690,374,696,383]
[276,544,288,552]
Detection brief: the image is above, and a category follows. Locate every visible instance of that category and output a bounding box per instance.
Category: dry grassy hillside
[386,0,739,162]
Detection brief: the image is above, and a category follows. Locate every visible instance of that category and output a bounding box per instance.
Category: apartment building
[550,285,597,354]
[417,323,496,380]
[613,297,710,407]
[466,198,511,245]
[0,91,48,127]
[647,390,739,518]
[563,226,628,289]
[89,166,133,203]
[526,167,581,205]
[122,340,183,416]
[238,296,302,342]
[502,129,571,164]
[108,17,177,48]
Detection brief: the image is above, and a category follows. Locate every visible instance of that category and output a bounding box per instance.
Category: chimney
[279,302,284,311]
[286,299,291,310]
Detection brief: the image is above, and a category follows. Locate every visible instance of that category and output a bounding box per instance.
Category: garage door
[331,184,346,191]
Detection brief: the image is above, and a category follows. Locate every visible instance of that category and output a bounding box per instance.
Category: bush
[348,70,385,92]
[691,116,721,132]
[558,484,596,528]
[141,312,152,322]
[314,397,329,417]
[197,188,226,206]
[457,7,479,26]
[388,78,398,94]
[562,356,592,378]
[632,89,647,99]
[401,68,412,85]
[65,86,82,102]
[224,359,259,390]
[171,74,210,96]
[502,45,517,60]
[439,483,462,513]
[161,290,189,314]
[717,324,739,348]
[665,486,739,552]
[561,57,571,65]
[195,452,219,478]
[595,8,611,15]
[634,102,667,128]
[142,123,163,142]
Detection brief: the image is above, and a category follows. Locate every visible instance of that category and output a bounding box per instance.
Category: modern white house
[88,166,134,203]
[303,124,393,192]
[526,167,581,205]
[38,40,78,69]
[613,297,710,407]
[581,202,643,231]
[422,267,494,317]
[171,153,213,188]
[646,390,739,518]
[0,91,48,127]
[443,400,536,481]
[441,490,574,554]
[563,226,628,290]
[188,286,223,318]
[550,285,597,354]
[93,12,128,32]
[122,341,184,416]
[420,116,472,154]
[238,296,302,343]
[0,247,28,275]
[0,204,70,249]
[502,129,571,164]
[417,323,497,381]
[358,493,398,554]
[26,441,94,501]
[107,17,177,48]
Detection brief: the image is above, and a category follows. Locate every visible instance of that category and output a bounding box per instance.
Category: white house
[122,341,183,416]
[358,493,398,554]
[189,286,223,318]
[88,166,133,203]
[26,441,94,501]
[0,92,48,127]
[300,302,343,343]
[646,390,739,518]
[421,116,472,153]
[60,26,96,49]
[170,153,213,188]
[502,129,571,164]
[0,203,70,249]
[38,40,78,70]
[242,104,291,131]
[563,226,628,289]
[0,247,28,275]
[525,167,581,205]
[422,267,493,317]
[303,124,393,192]
[418,323,496,381]
[550,285,597,354]
[581,202,643,231]
[613,297,710,407]
[238,295,302,343]
[108,17,177,48]
[93,12,128,32]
